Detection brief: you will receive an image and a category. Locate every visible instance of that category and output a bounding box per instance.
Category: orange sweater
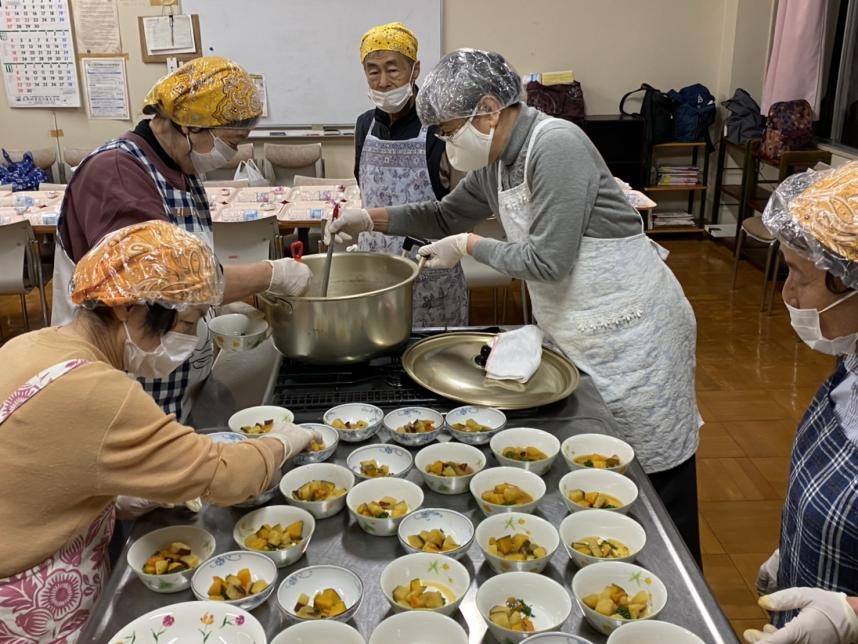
[0,328,279,576]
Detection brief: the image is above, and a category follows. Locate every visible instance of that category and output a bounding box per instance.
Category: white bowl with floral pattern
[347,443,413,480]
[108,601,264,643]
[191,550,277,612]
[383,407,444,447]
[397,508,475,560]
[277,564,363,623]
[323,403,384,442]
[445,405,507,445]
[271,620,366,644]
[127,525,216,593]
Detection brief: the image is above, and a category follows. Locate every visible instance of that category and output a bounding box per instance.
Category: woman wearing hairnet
[743,162,858,644]
[327,49,702,560]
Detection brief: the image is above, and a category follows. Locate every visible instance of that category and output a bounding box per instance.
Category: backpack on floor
[526,80,586,124]
[669,83,717,147]
[759,99,814,162]
[619,83,675,146]
[721,89,766,144]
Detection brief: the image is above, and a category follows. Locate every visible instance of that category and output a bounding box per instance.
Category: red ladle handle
[290,240,304,262]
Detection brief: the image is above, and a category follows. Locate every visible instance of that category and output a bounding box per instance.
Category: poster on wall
[82,56,129,119]
[0,0,81,108]
[70,0,121,54]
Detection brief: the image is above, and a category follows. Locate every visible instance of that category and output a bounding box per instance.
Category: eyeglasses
[435,116,473,143]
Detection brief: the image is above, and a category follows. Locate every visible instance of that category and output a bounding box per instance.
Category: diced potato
[569,489,624,509]
[501,446,548,461]
[358,497,408,519]
[331,418,368,430]
[360,459,390,478]
[241,418,275,434]
[489,598,535,632]
[392,578,454,611]
[293,480,346,502]
[207,568,268,601]
[397,419,436,434]
[451,418,492,432]
[293,588,348,619]
[573,452,622,468]
[481,483,534,506]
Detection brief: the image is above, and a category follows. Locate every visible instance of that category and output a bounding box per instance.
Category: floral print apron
[357,121,469,327]
[0,360,115,644]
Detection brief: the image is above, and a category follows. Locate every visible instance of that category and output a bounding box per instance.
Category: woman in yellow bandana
[52,56,313,423]
[353,22,469,328]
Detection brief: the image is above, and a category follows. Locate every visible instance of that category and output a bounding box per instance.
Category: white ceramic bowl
[127,525,216,593]
[233,505,316,567]
[207,431,248,445]
[475,571,573,643]
[379,553,471,616]
[279,463,355,519]
[191,550,277,611]
[445,405,507,445]
[369,611,468,644]
[470,466,546,516]
[277,564,363,623]
[475,512,560,574]
[347,443,413,480]
[490,427,561,476]
[229,405,295,438]
[558,470,639,515]
[323,403,384,442]
[347,477,424,536]
[561,433,635,474]
[397,508,475,560]
[108,601,265,642]
[292,423,339,465]
[384,407,445,447]
[234,468,283,509]
[208,313,269,352]
[559,510,647,567]
[607,621,705,644]
[570,561,668,635]
[414,442,486,495]
[271,621,366,644]
[522,634,595,644]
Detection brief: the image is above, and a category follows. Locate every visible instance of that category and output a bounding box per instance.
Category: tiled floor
[0,238,836,640]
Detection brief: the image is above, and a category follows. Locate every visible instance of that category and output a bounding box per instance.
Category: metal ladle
[320,203,340,298]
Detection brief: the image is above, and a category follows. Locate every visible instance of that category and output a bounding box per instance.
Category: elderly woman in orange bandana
[52,56,311,423]
[0,221,317,643]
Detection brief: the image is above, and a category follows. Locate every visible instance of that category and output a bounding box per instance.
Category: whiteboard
[184,0,442,126]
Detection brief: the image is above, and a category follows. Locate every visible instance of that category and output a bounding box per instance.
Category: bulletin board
[0,0,81,108]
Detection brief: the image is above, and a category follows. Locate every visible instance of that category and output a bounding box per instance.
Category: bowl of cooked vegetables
[208,313,269,352]
[229,405,295,438]
[233,505,316,567]
[606,621,704,644]
[558,469,639,515]
[383,407,445,447]
[470,466,546,516]
[570,561,667,634]
[490,427,561,476]
[271,621,366,644]
[279,463,355,519]
[561,433,635,474]
[292,423,339,465]
[191,550,277,611]
[277,564,363,623]
[369,611,468,644]
[347,477,424,536]
[397,508,475,560]
[127,525,215,593]
[323,403,384,442]
[559,509,646,567]
[414,442,486,495]
[476,512,560,574]
[379,553,471,616]
[346,443,413,480]
[475,571,572,643]
[445,405,507,445]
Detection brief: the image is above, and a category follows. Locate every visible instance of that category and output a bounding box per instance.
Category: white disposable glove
[743,588,858,644]
[323,208,373,245]
[417,233,470,269]
[265,258,312,298]
[262,422,322,466]
[757,549,781,596]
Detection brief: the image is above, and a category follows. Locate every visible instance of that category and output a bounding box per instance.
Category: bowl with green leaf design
[108,600,264,643]
[127,525,215,594]
[414,442,486,495]
[379,552,471,616]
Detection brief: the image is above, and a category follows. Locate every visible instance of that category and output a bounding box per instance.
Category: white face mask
[188,131,237,175]
[445,115,495,172]
[367,65,415,114]
[786,290,858,355]
[123,322,199,379]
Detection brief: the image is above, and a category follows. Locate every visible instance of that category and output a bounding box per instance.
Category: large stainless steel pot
[258,251,423,364]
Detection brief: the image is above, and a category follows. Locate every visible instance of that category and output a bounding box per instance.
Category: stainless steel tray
[402,332,580,410]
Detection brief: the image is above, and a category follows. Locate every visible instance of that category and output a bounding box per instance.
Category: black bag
[721,88,766,144]
[620,83,675,146]
[526,80,585,124]
[669,83,716,146]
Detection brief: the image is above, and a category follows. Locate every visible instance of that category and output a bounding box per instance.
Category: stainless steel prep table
[81,338,737,644]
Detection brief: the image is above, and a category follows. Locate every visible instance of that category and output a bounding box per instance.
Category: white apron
[496,119,701,473]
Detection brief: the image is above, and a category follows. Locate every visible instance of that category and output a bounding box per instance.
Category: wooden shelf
[652,141,707,149]
[645,184,707,192]
[647,225,705,235]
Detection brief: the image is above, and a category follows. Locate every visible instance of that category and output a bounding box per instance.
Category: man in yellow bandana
[53,56,313,422]
[353,22,469,328]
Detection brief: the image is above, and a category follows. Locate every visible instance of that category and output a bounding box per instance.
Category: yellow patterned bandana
[360,22,418,63]
[143,56,262,128]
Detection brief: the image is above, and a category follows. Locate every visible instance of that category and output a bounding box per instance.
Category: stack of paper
[652,211,696,228]
[656,165,701,186]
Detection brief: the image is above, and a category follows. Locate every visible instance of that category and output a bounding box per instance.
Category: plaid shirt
[60,137,213,420]
[775,362,858,626]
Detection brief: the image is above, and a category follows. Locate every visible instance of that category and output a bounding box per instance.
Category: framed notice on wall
[0,0,81,108]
